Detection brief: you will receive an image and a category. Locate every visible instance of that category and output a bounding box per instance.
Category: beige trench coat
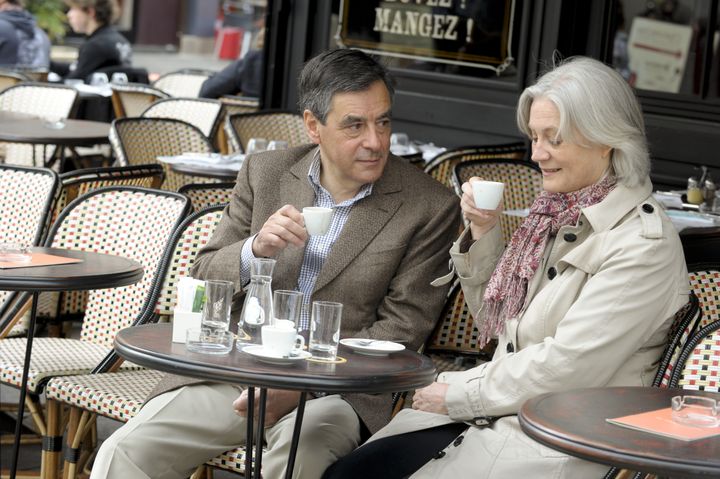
[368,178,689,478]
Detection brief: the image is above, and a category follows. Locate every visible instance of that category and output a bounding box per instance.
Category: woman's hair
[65,0,119,25]
[517,56,649,186]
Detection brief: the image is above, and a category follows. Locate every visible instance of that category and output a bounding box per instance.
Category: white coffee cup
[302,207,333,236]
[261,324,305,356]
[471,180,504,210]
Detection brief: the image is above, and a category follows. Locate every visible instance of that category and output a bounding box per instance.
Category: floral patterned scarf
[478,175,617,347]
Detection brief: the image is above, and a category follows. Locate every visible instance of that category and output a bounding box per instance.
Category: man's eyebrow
[338,115,365,127]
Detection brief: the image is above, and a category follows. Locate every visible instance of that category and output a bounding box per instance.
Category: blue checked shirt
[240,151,373,329]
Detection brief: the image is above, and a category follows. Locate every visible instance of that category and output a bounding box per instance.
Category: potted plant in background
[26,0,66,41]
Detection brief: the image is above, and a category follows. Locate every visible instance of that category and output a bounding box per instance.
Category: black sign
[338,0,517,72]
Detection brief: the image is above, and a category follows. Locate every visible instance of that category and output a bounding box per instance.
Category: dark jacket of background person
[0,9,50,68]
[199,49,263,99]
[0,15,18,65]
[53,24,131,80]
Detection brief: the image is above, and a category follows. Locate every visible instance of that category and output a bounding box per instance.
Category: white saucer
[340,338,405,356]
[243,345,311,365]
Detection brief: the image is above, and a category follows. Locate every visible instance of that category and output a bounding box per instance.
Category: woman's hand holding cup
[461,177,503,240]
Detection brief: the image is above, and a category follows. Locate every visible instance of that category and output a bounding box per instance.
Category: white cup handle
[294,335,305,352]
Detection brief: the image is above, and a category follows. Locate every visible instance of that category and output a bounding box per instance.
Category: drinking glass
[267,140,289,151]
[245,138,268,155]
[273,290,303,328]
[89,72,109,86]
[201,280,234,337]
[111,72,129,84]
[309,301,343,361]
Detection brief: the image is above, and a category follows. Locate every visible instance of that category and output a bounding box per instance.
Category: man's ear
[303,110,321,145]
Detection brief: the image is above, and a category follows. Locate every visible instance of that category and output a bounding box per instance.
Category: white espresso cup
[261,324,305,356]
[471,180,505,210]
[302,207,333,236]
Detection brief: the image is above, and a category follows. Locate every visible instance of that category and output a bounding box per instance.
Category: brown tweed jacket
[148,144,460,433]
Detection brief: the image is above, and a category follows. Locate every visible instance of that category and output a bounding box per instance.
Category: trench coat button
[506,342,514,353]
[563,233,577,242]
[453,435,464,447]
[642,203,654,213]
[434,450,446,459]
[547,267,557,279]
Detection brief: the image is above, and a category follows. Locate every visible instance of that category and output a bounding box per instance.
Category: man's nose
[362,126,383,151]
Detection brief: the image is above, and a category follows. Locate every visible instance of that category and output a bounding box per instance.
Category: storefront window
[329,0,523,80]
[612,0,719,98]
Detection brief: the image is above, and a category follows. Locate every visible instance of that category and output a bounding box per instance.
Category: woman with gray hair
[324,56,689,479]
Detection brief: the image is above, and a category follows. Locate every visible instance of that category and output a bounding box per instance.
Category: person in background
[324,56,689,479]
[0,13,18,66]
[199,27,265,99]
[0,0,50,68]
[52,0,131,81]
[90,48,461,479]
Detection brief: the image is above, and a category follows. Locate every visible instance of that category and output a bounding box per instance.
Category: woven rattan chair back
[226,110,307,153]
[217,96,260,153]
[109,117,218,191]
[152,69,215,98]
[178,182,234,211]
[45,187,189,348]
[0,165,58,334]
[0,82,79,167]
[142,97,223,138]
[110,82,169,118]
[33,165,166,322]
[0,70,30,92]
[424,279,497,373]
[153,205,226,319]
[452,158,542,244]
[424,142,527,190]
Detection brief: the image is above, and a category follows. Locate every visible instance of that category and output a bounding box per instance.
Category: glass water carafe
[237,258,276,350]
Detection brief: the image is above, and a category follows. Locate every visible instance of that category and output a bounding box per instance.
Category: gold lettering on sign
[373,7,460,41]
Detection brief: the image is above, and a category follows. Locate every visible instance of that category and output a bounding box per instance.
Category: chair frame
[225,109,306,153]
[178,182,235,211]
[110,82,169,119]
[141,97,223,140]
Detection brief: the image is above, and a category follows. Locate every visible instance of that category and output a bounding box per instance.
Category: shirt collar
[307,150,374,206]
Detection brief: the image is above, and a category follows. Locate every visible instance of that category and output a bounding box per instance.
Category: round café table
[114,323,436,479]
[0,247,143,479]
[519,387,720,478]
[0,111,110,171]
[168,162,239,182]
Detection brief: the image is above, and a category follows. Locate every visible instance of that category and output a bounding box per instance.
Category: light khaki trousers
[90,383,361,479]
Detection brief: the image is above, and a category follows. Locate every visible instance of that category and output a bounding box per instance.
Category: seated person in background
[199,48,263,99]
[0,13,18,66]
[52,0,131,81]
[91,48,461,479]
[323,56,689,479]
[0,0,50,68]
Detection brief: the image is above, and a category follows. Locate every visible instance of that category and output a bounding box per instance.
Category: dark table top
[115,323,436,393]
[168,162,240,182]
[519,387,720,478]
[0,110,109,145]
[0,247,143,292]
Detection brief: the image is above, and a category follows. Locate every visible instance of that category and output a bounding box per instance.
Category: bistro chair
[0,82,79,168]
[217,95,260,153]
[0,70,30,92]
[25,165,166,336]
[178,182,234,211]
[110,117,219,191]
[0,165,58,336]
[141,97,223,139]
[226,110,307,153]
[452,158,543,244]
[0,186,190,472]
[603,227,719,479]
[42,206,224,478]
[110,82,169,119]
[151,68,215,98]
[424,142,527,190]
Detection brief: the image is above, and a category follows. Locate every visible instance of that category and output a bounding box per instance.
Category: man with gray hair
[92,48,460,479]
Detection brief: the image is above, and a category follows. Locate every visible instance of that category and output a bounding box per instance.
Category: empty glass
[245,138,268,155]
[273,290,303,328]
[309,301,343,361]
[89,72,109,86]
[201,280,234,337]
[267,140,289,151]
[111,72,129,84]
